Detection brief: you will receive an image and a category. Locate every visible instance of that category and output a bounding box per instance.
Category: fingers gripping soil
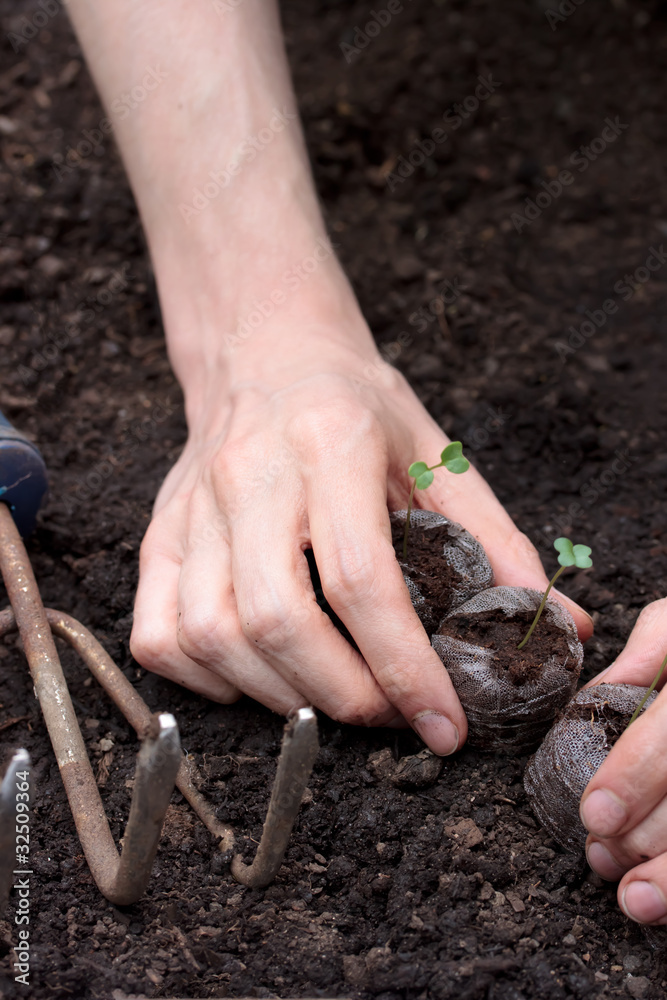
[131,508,241,703]
[223,442,397,725]
[308,501,468,746]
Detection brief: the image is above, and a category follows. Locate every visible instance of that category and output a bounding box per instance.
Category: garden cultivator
[0,411,318,907]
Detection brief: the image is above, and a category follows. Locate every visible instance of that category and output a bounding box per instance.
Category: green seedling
[517,537,593,651]
[403,442,469,559]
[627,651,667,727]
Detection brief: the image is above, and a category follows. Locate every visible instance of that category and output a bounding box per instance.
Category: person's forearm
[66,0,375,424]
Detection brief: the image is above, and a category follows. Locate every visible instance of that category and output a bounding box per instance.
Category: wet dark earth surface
[1,0,667,997]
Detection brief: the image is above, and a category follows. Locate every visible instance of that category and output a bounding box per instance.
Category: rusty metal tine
[0,598,315,887]
[113,712,181,903]
[42,609,235,854]
[176,752,236,854]
[231,707,318,889]
[0,505,179,904]
[1,748,31,909]
[0,605,236,856]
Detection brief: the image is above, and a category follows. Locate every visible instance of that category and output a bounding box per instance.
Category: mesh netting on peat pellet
[432,585,583,753]
[390,510,494,634]
[524,683,657,852]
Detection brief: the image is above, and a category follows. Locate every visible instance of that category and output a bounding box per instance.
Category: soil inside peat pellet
[568,698,629,744]
[390,520,468,609]
[438,608,575,685]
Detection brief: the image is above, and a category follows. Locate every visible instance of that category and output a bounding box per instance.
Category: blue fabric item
[0,411,49,537]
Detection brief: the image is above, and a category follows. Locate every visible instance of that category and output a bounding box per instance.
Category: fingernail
[412,711,459,756]
[580,788,628,837]
[586,841,627,881]
[621,881,667,924]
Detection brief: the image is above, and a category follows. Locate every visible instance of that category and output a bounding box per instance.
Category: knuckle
[290,401,384,457]
[213,436,251,485]
[239,594,301,655]
[620,829,652,865]
[333,690,390,728]
[510,527,543,569]
[320,547,382,609]
[374,660,420,704]
[178,606,239,661]
[130,621,173,671]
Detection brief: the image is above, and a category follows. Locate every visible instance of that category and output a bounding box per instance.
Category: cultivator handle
[0,411,48,537]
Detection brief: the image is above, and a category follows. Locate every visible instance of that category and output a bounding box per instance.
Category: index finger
[303,421,468,755]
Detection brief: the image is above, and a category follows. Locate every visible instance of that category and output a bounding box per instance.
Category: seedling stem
[402,442,469,559]
[517,537,592,651]
[626,651,667,727]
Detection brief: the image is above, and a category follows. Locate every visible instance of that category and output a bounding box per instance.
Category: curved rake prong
[1,749,31,909]
[41,608,236,855]
[1,495,314,892]
[0,605,236,859]
[0,505,181,905]
[231,707,319,889]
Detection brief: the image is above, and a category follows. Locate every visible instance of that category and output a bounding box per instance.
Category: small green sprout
[517,537,593,651]
[403,442,470,559]
[626,651,667,727]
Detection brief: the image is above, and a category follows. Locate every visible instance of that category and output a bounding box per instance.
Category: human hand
[581,598,667,924]
[66,0,591,755]
[130,319,593,755]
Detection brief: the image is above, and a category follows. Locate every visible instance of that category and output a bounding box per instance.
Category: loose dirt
[1,0,667,997]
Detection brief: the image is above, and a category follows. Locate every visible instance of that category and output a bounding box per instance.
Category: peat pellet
[390,510,494,634]
[524,683,657,852]
[432,586,583,753]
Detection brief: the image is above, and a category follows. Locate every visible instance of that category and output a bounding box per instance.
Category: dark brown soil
[438,609,575,686]
[2,0,667,997]
[390,520,467,622]
[569,699,633,747]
